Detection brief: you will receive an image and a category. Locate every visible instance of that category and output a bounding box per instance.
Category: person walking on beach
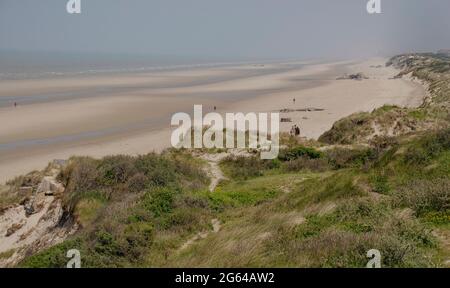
[293,98,296,105]
[290,125,301,137]
[295,125,301,136]
[13,102,17,108]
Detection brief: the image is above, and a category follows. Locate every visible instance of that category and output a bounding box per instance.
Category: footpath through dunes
[0,58,426,184]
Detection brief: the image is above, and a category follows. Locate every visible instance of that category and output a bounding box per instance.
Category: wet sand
[0,58,425,183]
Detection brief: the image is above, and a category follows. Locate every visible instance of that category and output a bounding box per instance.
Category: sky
[1,0,450,60]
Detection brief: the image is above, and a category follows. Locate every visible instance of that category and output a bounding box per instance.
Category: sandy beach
[0,58,426,183]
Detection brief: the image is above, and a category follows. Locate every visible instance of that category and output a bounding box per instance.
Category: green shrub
[318,112,372,144]
[220,156,275,180]
[278,146,323,161]
[265,198,436,268]
[370,173,390,194]
[20,239,84,268]
[422,211,450,225]
[311,172,365,203]
[135,153,177,186]
[295,215,336,239]
[123,222,154,258]
[283,157,329,172]
[94,230,123,256]
[60,157,99,195]
[394,178,450,216]
[141,187,178,218]
[126,173,149,193]
[325,147,375,169]
[404,129,450,165]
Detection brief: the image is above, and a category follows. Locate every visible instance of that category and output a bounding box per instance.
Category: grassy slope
[18,128,449,268]
[166,130,449,267]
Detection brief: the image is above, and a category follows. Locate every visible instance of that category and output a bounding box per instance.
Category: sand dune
[0,58,425,183]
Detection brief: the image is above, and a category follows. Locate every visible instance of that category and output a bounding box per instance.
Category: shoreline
[0,58,426,183]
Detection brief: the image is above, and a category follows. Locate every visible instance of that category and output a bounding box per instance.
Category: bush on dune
[264,198,436,268]
[18,150,212,268]
[394,178,450,217]
[278,146,323,161]
[220,155,279,180]
[283,157,329,172]
[325,147,375,170]
[403,128,450,165]
[318,112,372,145]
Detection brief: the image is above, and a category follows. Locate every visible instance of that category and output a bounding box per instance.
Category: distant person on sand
[290,124,300,136]
[295,125,300,136]
[214,106,217,111]
[290,125,300,137]
[293,98,296,105]
[14,102,17,108]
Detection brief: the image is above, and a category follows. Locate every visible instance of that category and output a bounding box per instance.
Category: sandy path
[179,218,221,252]
[198,153,229,192]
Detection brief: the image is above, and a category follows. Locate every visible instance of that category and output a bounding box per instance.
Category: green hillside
[4,53,450,268]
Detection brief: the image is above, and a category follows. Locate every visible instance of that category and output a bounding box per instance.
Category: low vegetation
[20,150,213,268]
[3,53,448,268]
[16,126,449,268]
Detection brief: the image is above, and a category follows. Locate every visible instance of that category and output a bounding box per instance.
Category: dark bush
[60,157,99,194]
[94,230,123,256]
[325,148,375,169]
[369,135,399,156]
[370,173,390,194]
[135,154,177,186]
[141,187,178,218]
[278,146,323,161]
[404,129,450,165]
[19,238,84,268]
[221,156,275,179]
[318,113,371,145]
[283,157,329,172]
[126,173,149,193]
[394,178,450,216]
[97,155,137,186]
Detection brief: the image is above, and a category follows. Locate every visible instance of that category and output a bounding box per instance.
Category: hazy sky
[1,0,450,59]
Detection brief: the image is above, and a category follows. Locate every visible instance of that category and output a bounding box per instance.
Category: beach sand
[0,58,426,183]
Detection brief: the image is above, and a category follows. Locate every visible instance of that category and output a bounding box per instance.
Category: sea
[0,50,256,80]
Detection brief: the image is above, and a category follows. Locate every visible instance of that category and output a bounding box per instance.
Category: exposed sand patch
[178,218,221,252]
